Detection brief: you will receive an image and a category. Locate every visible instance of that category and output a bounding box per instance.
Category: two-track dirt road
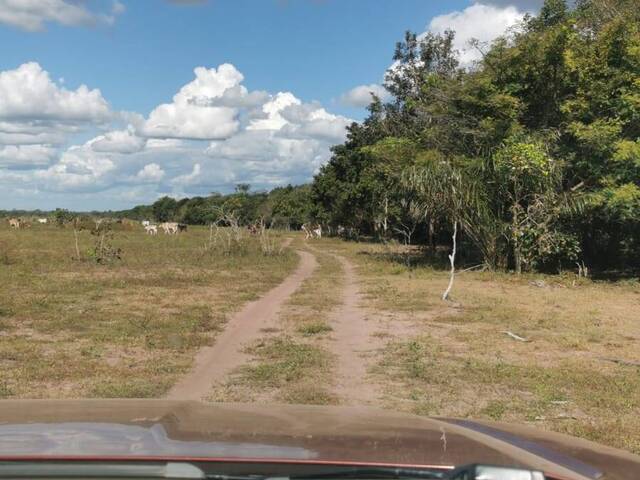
[166,242,385,404]
[166,249,316,400]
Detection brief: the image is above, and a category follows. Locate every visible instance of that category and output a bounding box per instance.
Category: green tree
[152,196,178,222]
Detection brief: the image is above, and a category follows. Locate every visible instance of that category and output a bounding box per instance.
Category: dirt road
[325,252,385,405]
[166,248,317,401]
[167,241,385,406]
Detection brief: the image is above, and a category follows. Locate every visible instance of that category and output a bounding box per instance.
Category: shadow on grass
[356,245,485,272]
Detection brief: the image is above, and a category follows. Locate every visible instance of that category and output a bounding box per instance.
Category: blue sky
[0,0,541,210]
[1,1,468,119]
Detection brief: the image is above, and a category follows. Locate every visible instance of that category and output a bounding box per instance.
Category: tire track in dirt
[320,249,386,406]
[166,244,317,401]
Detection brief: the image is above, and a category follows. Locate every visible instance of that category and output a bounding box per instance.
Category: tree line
[312,0,639,275]
[114,183,315,231]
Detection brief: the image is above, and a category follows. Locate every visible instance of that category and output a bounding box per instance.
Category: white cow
[144,225,158,235]
[37,218,48,224]
[302,223,322,239]
[141,220,150,227]
[160,222,179,235]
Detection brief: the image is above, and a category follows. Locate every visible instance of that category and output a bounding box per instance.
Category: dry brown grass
[320,238,640,454]
[0,223,296,398]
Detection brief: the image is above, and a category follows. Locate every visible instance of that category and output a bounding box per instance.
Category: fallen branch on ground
[597,357,640,368]
[459,263,487,273]
[502,331,529,342]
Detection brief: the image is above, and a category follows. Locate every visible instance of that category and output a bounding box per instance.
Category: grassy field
[2,222,639,454]
[0,223,296,398]
[320,238,640,454]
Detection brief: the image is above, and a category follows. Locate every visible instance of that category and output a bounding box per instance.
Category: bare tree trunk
[513,185,522,275]
[428,218,435,254]
[442,220,457,301]
[513,211,522,274]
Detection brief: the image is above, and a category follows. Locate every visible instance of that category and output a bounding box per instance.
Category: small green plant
[481,400,507,420]
[297,321,332,336]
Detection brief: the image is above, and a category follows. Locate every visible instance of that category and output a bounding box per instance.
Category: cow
[160,222,179,235]
[141,220,150,227]
[37,218,48,224]
[144,225,158,235]
[301,223,322,239]
[8,218,21,229]
[177,223,188,232]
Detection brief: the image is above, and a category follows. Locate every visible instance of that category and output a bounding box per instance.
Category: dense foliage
[312,0,640,274]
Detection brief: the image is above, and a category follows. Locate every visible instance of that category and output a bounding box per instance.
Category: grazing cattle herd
[4,216,330,240]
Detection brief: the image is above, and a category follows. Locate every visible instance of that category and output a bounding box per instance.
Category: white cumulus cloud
[91,127,146,154]
[340,2,529,110]
[0,144,57,168]
[339,83,391,107]
[136,163,165,182]
[0,62,353,205]
[428,3,526,66]
[31,143,116,192]
[171,163,201,186]
[140,64,248,140]
[0,62,111,127]
[0,0,124,32]
[247,92,301,131]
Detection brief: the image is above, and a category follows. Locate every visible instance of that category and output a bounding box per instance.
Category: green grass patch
[297,321,332,336]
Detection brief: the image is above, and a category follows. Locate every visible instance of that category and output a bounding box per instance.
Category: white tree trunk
[383,195,388,235]
[442,220,457,301]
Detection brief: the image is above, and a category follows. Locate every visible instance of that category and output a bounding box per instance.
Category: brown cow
[8,218,21,229]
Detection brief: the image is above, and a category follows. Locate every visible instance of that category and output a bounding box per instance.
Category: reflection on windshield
[0,423,314,459]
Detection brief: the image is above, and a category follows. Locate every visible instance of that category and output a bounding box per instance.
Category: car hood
[0,400,638,480]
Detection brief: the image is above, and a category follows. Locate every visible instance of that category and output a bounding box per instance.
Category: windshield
[0,1,639,479]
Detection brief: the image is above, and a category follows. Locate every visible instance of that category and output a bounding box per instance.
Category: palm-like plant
[402,160,488,300]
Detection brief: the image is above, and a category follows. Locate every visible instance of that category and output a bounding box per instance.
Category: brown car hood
[0,400,638,480]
